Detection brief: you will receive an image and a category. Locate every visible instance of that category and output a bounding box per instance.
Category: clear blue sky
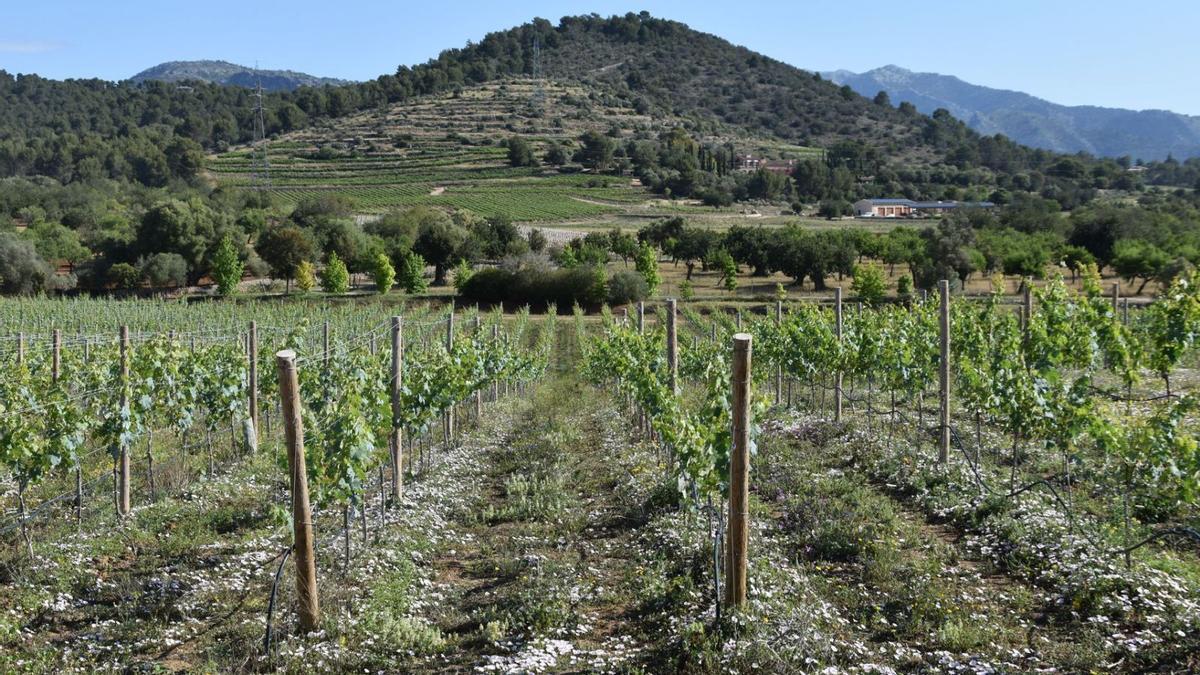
[3,0,1198,114]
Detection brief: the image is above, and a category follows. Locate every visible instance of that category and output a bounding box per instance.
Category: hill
[131,60,351,91]
[825,65,1200,161]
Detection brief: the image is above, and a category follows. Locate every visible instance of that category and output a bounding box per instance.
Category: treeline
[4,12,1195,201]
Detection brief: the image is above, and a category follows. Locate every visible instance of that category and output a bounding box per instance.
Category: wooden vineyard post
[323,321,330,367]
[774,301,783,405]
[276,350,320,633]
[938,280,951,465]
[637,301,645,334]
[473,316,482,421]
[666,299,678,394]
[491,323,500,402]
[390,316,404,500]
[16,332,23,365]
[117,326,131,517]
[725,332,752,609]
[52,329,61,381]
[834,288,844,423]
[444,311,454,446]
[248,321,259,438]
[1122,298,1130,325]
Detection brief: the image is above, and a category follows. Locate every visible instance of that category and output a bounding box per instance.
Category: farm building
[737,155,796,175]
[852,198,995,218]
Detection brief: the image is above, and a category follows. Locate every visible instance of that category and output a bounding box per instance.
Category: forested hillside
[2,12,1183,199]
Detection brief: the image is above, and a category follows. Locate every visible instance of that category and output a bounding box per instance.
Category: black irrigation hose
[262,545,294,659]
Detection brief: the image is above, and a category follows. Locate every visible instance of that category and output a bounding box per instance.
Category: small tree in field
[321,253,349,294]
[851,263,887,306]
[295,261,316,293]
[721,254,739,294]
[372,252,395,295]
[398,251,428,293]
[452,259,474,291]
[679,279,694,301]
[635,244,660,295]
[211,235,244,297]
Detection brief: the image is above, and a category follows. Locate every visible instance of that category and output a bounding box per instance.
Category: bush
[0,232,54,295]
[459,265,610,308]
[371,252,395,294]
[140,252,188,289]
[321,252,350,293]
[107,262,141,290]
[607,270,649,305]
[295,260,316,293]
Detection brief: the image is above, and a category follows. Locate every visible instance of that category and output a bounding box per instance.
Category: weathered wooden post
[637,301,645,334]
[117,326,131,517]
[444,311,455,445]
[473,316,483,421]
[834,287,844,423]
[491,323,500,402]
[276,350,320,633]
[666,299,678,394]
[774,301,783,405]
[16,332,23,365]
[248,321,259,438]
[323,321,330,367]
[52,329,61,381]
[725,332,752,609]
[1111,282,1120,314]
[390,316,404,500]
[938,280,951,465]
[1122,298,1130,325]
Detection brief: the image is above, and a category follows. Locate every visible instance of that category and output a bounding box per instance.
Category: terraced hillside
[207,79,821,222]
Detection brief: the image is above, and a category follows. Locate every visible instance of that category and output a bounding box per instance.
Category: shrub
[210,235,244,297]
[321,252,350,293]
[295,260,316,293]
[371,252,395,294]
[459,265,611,308]
[0,232,54,295]
[398,251,428,293]
[851,263,887,305]
[635,244,660,294]
[107,262,141,290]
[608,270,649,305]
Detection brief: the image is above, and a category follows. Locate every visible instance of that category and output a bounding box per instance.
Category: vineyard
[2,268,1199,673]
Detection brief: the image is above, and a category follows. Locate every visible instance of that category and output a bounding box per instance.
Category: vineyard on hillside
[1,270,1199,672]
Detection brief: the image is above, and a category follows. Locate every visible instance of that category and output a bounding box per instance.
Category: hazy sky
[3,0,1198,114]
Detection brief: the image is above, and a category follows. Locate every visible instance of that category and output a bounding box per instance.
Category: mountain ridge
[824,64,1200,160]
[130,59,351,91]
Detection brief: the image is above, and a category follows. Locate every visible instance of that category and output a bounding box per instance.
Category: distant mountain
[131,60,350,91]
[824,65,1200,161]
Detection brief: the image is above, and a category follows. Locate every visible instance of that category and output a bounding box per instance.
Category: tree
[413,213,468,285]
[1112,239,1169,294]
[257,225,314,293]
[140,252,187,290]
[295,261,316,293]
[722,225,772,276]
[107,262,141,290]
[210,235,244,297]
[136,199,221,284]
[26,221,89,269]
[672,227,718,280]
[608,228,639,266]
[635,244,660,295]
[527,228,547,253]
[576,130,615,172]
[873,90,891,106]
[543,142,568,166]
[320,252,350,294]
[398,251,428,293]
[506,136,538,167]
[371,252,395,294]
[0,233,54,295]
[721,254,739,294]
[851,263,887,305]
[164,137,205,180]
[452,259,474,291]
